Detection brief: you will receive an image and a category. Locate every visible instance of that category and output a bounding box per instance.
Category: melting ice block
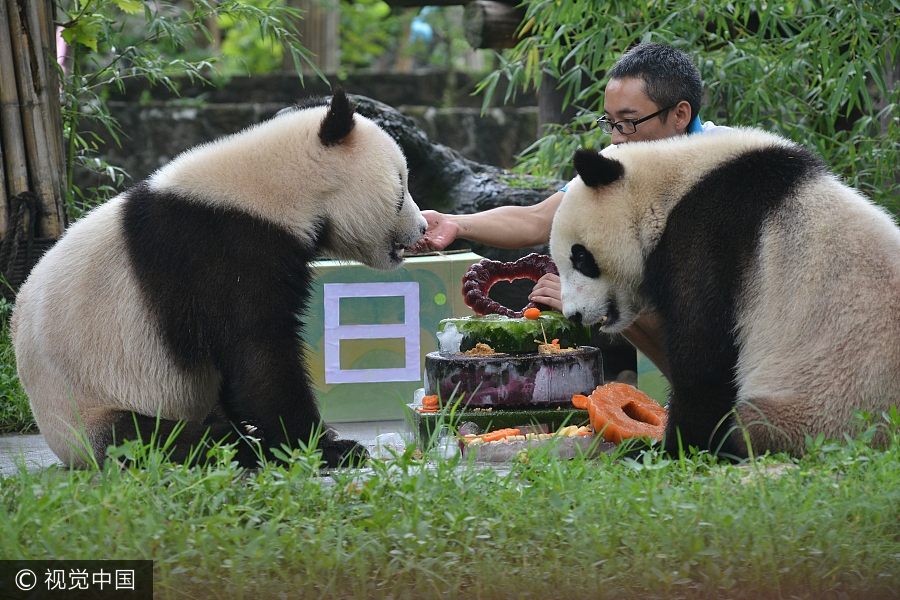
[423,347,603,407]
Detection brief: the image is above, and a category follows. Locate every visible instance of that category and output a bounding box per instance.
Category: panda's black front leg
[663,380,745,459]
[217,340,368,468]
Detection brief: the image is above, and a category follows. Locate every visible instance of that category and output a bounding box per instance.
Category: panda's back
[735,168,900,416]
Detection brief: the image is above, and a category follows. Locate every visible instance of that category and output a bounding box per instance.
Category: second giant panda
[12,89,427,468]
[550,127,900,458]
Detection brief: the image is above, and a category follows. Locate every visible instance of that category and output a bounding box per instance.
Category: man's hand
[528,273,563,312]
[409,210,459,252]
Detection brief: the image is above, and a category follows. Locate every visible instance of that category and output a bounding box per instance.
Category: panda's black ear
[319,87,356,147]
[573,148,625,188]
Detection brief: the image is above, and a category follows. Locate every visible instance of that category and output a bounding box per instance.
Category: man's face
[603,77,687,145]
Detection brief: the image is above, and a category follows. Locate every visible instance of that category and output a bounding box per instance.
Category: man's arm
[620,312,671,381]
[413,191,564,251]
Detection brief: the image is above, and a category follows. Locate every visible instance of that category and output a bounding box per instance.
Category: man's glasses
[596,104,676,135]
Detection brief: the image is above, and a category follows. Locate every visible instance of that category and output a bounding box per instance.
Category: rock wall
[74,101,539,193]
[74,72,541,201]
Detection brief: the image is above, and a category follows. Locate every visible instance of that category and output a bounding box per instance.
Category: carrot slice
[523,307,542,319]
[482,428,521,443]
[570,383,667,443]
[422,395,439,407]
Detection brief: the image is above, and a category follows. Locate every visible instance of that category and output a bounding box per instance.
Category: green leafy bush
[480,0,900,211]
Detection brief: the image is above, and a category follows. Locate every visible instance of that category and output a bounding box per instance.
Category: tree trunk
[6,0,66,239]
[463,1,526,50]
[538,71,579,137]
[283,0,339,74]
[0,0,28,237]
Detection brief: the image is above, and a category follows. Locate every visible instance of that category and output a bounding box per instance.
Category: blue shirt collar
[687,115,703,134]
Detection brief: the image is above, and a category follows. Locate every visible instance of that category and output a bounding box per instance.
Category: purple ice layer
[423,347,603,407]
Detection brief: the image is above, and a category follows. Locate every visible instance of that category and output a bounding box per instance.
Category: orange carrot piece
[572,383,667,443]
[422,395,439,407]
[482,428,521,443]
[523,307,542,319]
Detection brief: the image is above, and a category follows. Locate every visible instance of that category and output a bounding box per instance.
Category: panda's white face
[550,176,645,332]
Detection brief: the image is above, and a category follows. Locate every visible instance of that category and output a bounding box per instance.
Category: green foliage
[57,0,318,217]
[481,0,900,210]
[217,0,296,75]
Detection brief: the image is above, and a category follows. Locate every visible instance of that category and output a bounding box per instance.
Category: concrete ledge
[0,434,63,475]
[0,421,413,476]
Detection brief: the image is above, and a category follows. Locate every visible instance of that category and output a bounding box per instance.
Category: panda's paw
[320,438,369,469]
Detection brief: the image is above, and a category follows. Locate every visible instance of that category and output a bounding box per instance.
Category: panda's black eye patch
[571,244,601,278]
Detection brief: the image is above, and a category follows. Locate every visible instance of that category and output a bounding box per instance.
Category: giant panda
[550,127,900,458]
[12,89,427,468]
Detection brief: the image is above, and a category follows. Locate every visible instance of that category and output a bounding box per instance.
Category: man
[415,43,727,380]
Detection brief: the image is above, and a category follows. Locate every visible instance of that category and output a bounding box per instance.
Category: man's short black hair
[608,42,703,122]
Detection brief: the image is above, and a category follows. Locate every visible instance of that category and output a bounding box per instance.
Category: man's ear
[672,99,693,132]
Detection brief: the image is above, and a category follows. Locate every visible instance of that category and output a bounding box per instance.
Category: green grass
[2,416,900,599]
[0,302,35,434]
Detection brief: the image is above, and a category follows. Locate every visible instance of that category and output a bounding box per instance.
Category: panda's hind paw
[320,438,369,469]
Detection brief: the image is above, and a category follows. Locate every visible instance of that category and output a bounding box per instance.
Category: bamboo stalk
[0,0,28,240]
[15,0,65,237]
[37,0,65,197]
[7,0,64,239]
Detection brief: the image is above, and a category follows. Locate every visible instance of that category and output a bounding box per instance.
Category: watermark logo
[2,560,151,598]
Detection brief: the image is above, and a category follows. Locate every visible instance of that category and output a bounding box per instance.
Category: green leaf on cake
[438,312,591,354]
